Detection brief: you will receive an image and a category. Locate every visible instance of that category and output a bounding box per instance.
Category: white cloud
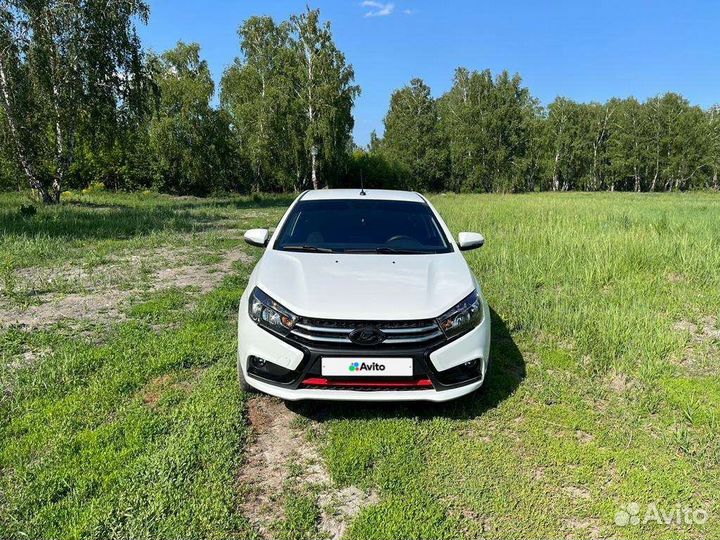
[361,1,395,17]
[403,8,413,14]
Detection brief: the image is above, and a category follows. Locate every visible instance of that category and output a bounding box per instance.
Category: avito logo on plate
[348,361,386,372]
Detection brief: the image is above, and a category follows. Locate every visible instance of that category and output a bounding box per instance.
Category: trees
[437,68,492,192]
[0,106,19,190]
[662,94,706,191]
[0,2,717,197]
[0,4,358,197]
[437,68,536,192]
[587,101,616,191]
[640,93,707,191]
[341,147,404,189]
[291,8,358,189]
[221,17,298,192]
[543,98,595,191]
[149,42,238,195]
[379,78,447,191]
[707,105,720,190]
[0,0,150,203]
[607,98,647,192]
[222,7,358,191]
[372,70,718,193]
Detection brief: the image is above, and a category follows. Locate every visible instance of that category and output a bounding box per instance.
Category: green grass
[0,191,291,539]
[0,277,258,538]
[1,190,719,539]
[273,491,321,540]
[128,288,194,323]
[313,192,720,539]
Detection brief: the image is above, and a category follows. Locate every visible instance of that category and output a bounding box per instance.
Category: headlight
[437,290,483,339]
[248,287,298,335]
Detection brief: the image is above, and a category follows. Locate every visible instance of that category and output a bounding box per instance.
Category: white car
[237,189,490,401]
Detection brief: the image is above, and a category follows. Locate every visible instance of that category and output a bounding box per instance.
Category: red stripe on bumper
[301,377,433,388]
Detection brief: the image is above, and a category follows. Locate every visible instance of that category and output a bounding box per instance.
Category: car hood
[254,249,475,320]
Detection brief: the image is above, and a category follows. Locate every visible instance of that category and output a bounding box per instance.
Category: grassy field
[1,190,719,539]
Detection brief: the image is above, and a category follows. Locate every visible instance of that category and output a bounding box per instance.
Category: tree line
[1,2,718,201]
[0,2,357,200]
[366,74,720,193]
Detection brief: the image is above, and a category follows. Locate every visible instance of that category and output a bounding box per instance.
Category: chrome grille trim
[291,330,351,343]
[380,324,438,334]
[295,323,351,334]
[289,318,443,346]
[380,330,443,343]
[294,322,439,335]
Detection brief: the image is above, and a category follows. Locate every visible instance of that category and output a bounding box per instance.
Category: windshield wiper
[375,247,428,254]
[282,245,334,253]
[344,247,429,254]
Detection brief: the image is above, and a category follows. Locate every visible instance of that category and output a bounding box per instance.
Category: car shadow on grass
[287,306,526,422]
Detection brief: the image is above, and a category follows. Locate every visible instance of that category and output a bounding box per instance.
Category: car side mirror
[244,228,269,248]
[458,232,484,251]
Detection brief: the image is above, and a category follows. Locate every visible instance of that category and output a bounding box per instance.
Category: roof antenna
[359,171,366,196]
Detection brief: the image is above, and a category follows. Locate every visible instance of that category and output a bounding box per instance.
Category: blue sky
[139,0,720,146]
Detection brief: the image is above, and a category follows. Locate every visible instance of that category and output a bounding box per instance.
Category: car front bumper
[237,289,491,402]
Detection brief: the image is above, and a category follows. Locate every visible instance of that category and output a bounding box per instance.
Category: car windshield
[274,199,453,254]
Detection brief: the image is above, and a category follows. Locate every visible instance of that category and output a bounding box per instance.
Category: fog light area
[246,355,297,383]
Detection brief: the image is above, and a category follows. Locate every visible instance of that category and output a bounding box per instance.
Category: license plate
[321,357,413,377]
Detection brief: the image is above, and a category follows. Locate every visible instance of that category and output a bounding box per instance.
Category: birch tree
[607,98,648,191]
[589,101,616,190]
[290,7,358,189]
[0,0,149,203]
[707,105,720,190]
[437,68,535,192]
[545,98,571,191]
[149,42,239,195]
[381,78,447,191]
[222,9,357,191]
[221,17,298,191]
[437,68,494,192]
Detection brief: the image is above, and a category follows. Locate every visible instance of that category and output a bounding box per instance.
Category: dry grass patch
[139,368,206,408]
[0,246,253,331]
[672,316,720,376]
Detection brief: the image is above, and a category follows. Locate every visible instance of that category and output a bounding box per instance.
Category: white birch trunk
[311,146,318,189]
[552,150,560,191]
[0,52,52,201]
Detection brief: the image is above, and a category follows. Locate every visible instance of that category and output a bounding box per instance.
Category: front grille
[289,317,444,348]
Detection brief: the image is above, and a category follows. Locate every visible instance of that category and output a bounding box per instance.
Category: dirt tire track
[238,396,376,539]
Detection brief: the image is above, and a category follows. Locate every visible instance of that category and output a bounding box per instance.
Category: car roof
[300,189,426,203]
